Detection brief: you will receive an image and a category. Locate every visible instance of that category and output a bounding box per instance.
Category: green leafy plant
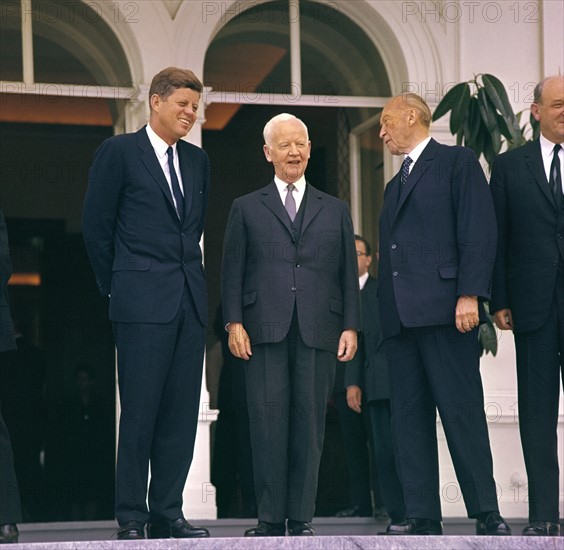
[432,74,541,356]
[433,74,540,167]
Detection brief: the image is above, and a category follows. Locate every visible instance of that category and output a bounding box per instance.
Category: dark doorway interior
[0,122,115,521]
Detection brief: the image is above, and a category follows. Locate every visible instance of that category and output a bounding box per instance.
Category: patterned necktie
[400,156,413,186]
[549,144,562,204]
[166,146,185,220]
[397,156,413,204]
[285,184,297,221]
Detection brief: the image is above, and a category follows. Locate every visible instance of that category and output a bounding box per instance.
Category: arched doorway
[201,0,391,518]
[0,0,135,522]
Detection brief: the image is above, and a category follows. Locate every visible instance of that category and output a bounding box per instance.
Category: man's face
[263,119,311,183]
[379,98,414,155]
[150,87,200,145]
[531,77,564,144]
[356,239,372,277]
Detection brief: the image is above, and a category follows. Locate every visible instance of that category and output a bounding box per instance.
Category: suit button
[181,232,186,237]
[291,286,297,291]
[182,261,187,267]
[391,244,397,250]
[295,264,301,268]
[393,271,398,277]
[558,234,563,239]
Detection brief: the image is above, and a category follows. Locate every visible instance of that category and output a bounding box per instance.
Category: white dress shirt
[539,133,564,194]
[274,175,306,212]
[146,124,185,210]
[405,136,432,172]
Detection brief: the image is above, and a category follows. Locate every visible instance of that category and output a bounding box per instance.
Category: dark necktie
[166,146,185,220]
[549,144,562,204]
[397,156,413,203]
[400,156,413,186]
[285,184,297,221]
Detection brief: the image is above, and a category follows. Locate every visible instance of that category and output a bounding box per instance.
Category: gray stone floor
[11,518,563,549]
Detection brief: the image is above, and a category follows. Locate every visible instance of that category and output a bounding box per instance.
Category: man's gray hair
[263,113,309,147]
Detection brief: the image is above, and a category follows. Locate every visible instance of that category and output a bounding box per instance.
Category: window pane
[205,0,292,96]
[299,2,390,97]
[0,2,23,81]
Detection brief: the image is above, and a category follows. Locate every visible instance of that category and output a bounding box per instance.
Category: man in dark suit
[221,113,360,537]
[377,93,510,536]
[344,235,405,526]
[82,67,210,540]
[0,210,22,544]
[490,75,564,537]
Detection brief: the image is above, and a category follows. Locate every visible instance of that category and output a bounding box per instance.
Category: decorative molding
[164,0,184,19]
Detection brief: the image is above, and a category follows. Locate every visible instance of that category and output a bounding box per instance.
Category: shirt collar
[146,123,176,159]
[539,132,563,159]
[274,175,306,194]
[359,272,369,290]
[405,136,432,166]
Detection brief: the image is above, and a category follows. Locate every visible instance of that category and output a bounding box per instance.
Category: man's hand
[493,308,513,330]
[455,295,479,333]
[337,329,357,362]
[346,385,362,413]
[227,322,252,360]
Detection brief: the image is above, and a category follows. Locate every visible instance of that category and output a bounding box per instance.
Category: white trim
[0,81,139,100]
[21,0,34,84]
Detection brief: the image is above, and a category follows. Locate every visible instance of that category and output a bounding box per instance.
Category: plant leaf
[482,127,497,166]
[497,114,512,141]
[468,122,486,160]
[530,111,541,140]
[433,82,470,122]
[466,97,482,145]
[482,74,522,144]
[449,83,471,134]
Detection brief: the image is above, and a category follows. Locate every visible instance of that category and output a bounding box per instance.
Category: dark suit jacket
[378,139,497,337]
[344,276,390,402]
[221,181,360,353]
[0,211,16,353]
[490,139,564,332]
[82,127,209,325]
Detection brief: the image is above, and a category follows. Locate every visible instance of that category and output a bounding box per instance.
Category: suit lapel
[525,139,557,211]
[301,183,323,234]
[178,142,195,225]
[385,173,400,229]
[392,139,438,224]
[137,128,179,219]
[261,181,294,235]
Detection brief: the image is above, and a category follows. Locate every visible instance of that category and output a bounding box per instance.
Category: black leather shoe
[522,521,560,536]
[287,520,315,536]
[116,521,145,540]
[147,517,209,539]
[475,512,511,536]
[386,518,443,535]
[335,505,372,518]
[244,521,285,536]
[0,524,19,544]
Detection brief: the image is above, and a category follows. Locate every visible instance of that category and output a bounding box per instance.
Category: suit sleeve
[339,205,361,331]
[452,147,497,300]
[489,155,509,313]
[82,139,123,296]
[344,335,364,388]
[221,199,247,324]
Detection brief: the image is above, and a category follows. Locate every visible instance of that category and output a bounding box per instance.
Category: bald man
[377,93,510,536]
